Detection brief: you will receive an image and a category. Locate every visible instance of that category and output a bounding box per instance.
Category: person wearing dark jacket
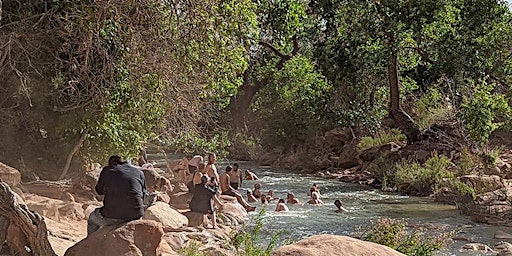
[87,155,147,235]
[189,175,220,228]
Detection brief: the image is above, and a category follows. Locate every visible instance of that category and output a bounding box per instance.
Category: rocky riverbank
[255,128,512,228]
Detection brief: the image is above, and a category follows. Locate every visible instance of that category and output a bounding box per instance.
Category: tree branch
[59,129,89,180]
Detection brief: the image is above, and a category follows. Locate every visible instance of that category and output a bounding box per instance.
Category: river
[216,161,511,256]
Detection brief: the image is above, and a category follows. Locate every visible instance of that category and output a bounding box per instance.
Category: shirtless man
[246,190,257,203]
[245,169,258,180]
[205,153,220,183]
[275,199,289,212]
[286,192,301,205]
[253,183,263,198]
[219,166,256,212]
[188,153,205,174]
[306,191,324,205]
[229,163,243,189]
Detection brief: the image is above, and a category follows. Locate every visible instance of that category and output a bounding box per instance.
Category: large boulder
[272,235,405,256]
[169,191,192,210]
[183,211,208,227]
[0,162,21,187]
[65,220,165,256]
[219,198,248,225]
[338,144,361,169]
[460,175,504,194]
[143,202,188,229]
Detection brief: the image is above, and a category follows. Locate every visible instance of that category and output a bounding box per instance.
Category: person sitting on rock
[88,155,148,235]
[246,190,257,203]
[286,192,301,205]
[275,198,289,212]
[245,169,259,180]
[253,183,263,198]
[187,162,206,193]
[220,166,256,212]
[306,191,324,205]
[334,199,348,213]
[189,175,222,228]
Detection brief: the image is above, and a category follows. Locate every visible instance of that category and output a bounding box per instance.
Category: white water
[220,162,512,256]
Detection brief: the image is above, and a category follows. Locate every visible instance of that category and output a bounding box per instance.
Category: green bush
[395,154,454,195]
[358,129,406,151]
[458,147,479,176]
[178,240,205,256]
[232,208,281,256]
[161,132,231,159]
[413,88,456,131]
[460,80,511,145]
[356,218,452,256]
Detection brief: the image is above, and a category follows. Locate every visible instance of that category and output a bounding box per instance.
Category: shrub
[395,154,454,195]
[161,131,231,159]
[458,147,479,176]
[413,88,456,131]
[356,218,452,256]
[232,208,281,256]
[178,240,205,256]
[358,129,406,151]
[460,80,511,145]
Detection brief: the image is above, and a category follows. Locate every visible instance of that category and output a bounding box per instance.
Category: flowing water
[153,153,511,255]
[215,161,511,256]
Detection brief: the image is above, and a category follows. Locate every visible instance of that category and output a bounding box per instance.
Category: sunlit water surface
[215,161,512,256]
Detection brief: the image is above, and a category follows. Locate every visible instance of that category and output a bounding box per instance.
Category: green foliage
[253,56,332,148]
[178,241,206,256]
[460,80,511,145]
[228,132,263,160]
[413,87,456,131]
[395,154,454,195]
[458,147,479,176]
[358,129,406,151]
[356,218,452,256]
[163,132,231,159]
[232,208,280,256]
[452,179,476,199]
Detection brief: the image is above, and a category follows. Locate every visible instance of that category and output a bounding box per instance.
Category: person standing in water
[229,163,243,189]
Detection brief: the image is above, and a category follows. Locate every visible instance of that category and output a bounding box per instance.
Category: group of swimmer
[250,181,348,213]
[160,152,348,228]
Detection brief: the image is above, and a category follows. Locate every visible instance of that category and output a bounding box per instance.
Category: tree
[311,0,512,143]
[0,0,257,178]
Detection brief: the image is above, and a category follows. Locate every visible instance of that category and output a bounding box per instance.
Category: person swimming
[253,183,263,198]
[334,199,348,213]
[286,192,300,205]
[275,198,289,212]
[246,190,257,203]
[306,191,324,205]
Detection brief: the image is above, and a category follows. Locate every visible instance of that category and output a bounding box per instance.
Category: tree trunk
[228,70,266,130]
[59,129,88,180]
[0,181,57,256]
[387,51,421,144]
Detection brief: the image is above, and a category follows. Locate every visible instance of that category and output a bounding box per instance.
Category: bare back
[219,172,231,193]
